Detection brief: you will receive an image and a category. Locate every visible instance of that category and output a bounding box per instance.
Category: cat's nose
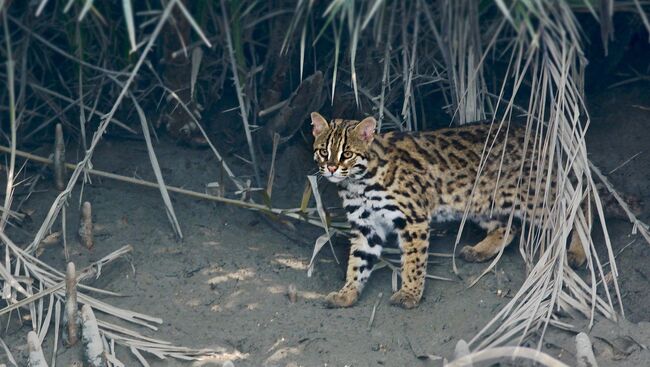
[327,165,337,173]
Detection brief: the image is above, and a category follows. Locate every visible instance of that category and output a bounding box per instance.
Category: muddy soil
[2,85,650,367]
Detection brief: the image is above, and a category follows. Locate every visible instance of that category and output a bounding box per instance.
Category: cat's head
[310,112,377,183]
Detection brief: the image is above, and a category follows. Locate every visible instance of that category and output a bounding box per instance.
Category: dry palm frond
[0,232,237,364]
[455,0,625,352]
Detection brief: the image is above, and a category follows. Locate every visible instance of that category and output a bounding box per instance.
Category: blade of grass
[131,93,183,239]
[1,10,16,232]
[78,0,95,21]
[122,0,137,52]
[220,0,261,187]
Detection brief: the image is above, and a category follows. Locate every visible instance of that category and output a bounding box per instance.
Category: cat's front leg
[325,229,382,308]
[391,222,429,309]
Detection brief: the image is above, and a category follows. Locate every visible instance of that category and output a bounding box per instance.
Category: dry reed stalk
[80,305,107,367]
[575,332,598,367]
[53,123,65,190]
[0,146,338,230]
[266,133,281,199]
[64,262,78,346]
[27,331,48,367]
[78,201,93,249]
[366,292,383,332]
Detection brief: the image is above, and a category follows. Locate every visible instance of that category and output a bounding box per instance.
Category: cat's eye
[318,149,328,157]
[342,151,353,159]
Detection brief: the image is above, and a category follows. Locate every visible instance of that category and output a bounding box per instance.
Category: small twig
[257,98,289,118]
[590,160,650,246]
[62,206,69,261]
[65,262,79,347]
[608,151,642,175]
[53,123,66,190]
[367,292,383,331]
[601,239,637,268]
[631,104,650,111]
[0,204,25,222]
[78,202,93,249]
[266,133,281,199]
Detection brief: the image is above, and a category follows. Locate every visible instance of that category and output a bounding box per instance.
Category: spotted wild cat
[310,112,590,309]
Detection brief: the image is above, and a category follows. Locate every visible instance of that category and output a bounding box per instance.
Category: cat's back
[373,122,527,174]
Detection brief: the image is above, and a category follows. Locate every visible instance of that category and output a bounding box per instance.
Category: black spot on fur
[345,205,360,213]
[364,183,384,192]
[381,204,400,212]
[353,224,371,236]
[368,234,383,247]
[393,217,407,229]
[352,250,378,269]
[385,232,398,248]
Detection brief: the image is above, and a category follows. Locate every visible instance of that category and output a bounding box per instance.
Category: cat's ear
[311,112,330,137]
[354,116,377,144]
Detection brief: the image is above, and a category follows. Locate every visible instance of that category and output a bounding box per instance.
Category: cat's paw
[324,289,358,308]
[389,289,420,309]
[459,245,486,262]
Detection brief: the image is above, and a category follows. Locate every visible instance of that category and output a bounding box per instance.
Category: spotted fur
[311,112,588,309]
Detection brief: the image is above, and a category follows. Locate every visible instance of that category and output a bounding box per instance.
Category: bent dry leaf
[307,175,340,277]
[131,94,183,239]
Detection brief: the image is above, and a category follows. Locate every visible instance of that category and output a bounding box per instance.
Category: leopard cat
[310,112,591,309]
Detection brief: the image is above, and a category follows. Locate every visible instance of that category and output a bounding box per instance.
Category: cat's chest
[339,181,403,234]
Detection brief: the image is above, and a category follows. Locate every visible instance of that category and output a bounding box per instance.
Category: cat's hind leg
[567,197,593,268]
[459,220,517,262]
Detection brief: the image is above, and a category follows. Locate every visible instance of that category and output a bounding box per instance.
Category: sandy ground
[2,84,650,366]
